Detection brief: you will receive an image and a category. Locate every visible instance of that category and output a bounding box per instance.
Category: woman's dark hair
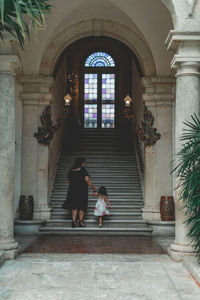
[72,157,86,169]
[98,186,108,196]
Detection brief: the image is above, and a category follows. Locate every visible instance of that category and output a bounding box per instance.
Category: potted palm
[173,114,200,262]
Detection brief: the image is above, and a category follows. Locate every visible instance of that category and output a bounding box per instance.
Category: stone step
[53,181,141,185]
[52,207,142,213]
[51,199,143,205]
[52,189,141,194]
[51,191,142,196]
[51,196,143,202]
[57,161,137,171]
[51,211,142,220]
[55,174,138,178]
[44,219,148,228]
[39,227,152,236]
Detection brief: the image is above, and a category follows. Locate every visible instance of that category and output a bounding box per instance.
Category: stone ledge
[0,251,5,268]
[15,220,45,236]
[147,221,175,236]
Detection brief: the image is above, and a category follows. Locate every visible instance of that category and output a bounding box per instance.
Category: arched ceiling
[19,0,174,76]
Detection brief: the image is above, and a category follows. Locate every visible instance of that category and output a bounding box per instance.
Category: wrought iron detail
[125,105,161,147]
[34,105,69,145]
[138,106,161,146]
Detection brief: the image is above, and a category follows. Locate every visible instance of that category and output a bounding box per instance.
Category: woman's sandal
[79,221,86,227]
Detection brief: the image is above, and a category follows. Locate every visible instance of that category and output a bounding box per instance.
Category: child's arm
[104,196,112,209]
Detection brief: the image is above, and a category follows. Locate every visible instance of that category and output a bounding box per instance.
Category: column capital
[0,55,21,76]
[141,76,175,106]
[166,30,200,72]
[19,75,55,105]
[166,31,200,51]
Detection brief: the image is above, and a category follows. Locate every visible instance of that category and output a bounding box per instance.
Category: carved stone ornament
[34,105,69,145]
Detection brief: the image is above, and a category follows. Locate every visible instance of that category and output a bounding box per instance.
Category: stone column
[141,76,175,221]
[19,76,54,220]
[166,31,200,261]
[0,55,20,259]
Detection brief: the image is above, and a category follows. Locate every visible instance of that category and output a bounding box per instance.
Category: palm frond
[172,113,200,263]
[0,0,52,47]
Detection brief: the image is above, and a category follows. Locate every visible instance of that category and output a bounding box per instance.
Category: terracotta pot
[19,195,34,220]
[160,196,175,221]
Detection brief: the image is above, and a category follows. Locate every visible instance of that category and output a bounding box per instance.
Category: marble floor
[0,236,200,300]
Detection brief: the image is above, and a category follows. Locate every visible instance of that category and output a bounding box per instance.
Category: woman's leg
[79,210,86,227]
[79,210,85,221]
[72,209,77,222]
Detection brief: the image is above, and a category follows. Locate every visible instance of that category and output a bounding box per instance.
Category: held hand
[109,205,112,209]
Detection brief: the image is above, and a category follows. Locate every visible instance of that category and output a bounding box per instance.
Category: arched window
[83,51,116,128]
[85,52,115,67]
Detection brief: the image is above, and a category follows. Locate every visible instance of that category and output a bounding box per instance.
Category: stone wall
[14,81,23,216]
[48,58,67,201]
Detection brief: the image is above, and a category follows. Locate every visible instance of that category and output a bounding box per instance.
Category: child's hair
[98,186,108,196]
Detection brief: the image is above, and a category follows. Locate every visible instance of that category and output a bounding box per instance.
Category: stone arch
[39,19,156,76]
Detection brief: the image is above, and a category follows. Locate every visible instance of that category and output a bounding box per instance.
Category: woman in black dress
[66,157,96,228]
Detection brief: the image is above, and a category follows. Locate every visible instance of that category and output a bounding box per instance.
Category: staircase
[40,129,152,236]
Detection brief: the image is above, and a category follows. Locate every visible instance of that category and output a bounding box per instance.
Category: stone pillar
[141,76,175,221]
[166,31,200,261]
[19,76,54,220]
[0,55,20,259]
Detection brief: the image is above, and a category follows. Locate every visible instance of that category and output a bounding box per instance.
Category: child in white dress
[93,186,112,228]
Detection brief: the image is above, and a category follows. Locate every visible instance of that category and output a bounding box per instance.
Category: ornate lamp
[64,93,72,109]
[124,94,132,107]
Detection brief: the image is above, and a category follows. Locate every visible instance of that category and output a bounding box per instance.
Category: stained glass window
[102,104,115,128]
[84,74,98,100]
[85,52,115,67]
[84,104,97,128]
[102,74,115,100]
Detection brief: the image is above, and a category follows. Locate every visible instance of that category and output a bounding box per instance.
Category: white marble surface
[0,253,200,300]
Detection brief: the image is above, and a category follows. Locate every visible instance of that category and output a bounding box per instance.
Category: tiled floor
[23,235,165,254]
[0,253,200,300]
[0,236,200,299]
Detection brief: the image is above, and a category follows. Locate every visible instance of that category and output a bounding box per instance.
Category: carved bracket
[125,105,161,147]
[34,105,69,145]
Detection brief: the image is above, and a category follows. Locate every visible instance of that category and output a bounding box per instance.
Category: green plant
[0,0,52,47]
[173,114,200,262]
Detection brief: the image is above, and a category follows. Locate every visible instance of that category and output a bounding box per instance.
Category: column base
[0,239,19,259]
[142,208,161,221]
[33,204,52,220]
[168,241,195,262]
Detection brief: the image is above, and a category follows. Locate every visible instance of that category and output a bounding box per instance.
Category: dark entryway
[64,36,133,129]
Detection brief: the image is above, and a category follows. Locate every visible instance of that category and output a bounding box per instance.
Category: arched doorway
[62,36,141,130]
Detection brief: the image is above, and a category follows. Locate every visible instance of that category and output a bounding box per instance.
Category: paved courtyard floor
[0,236,200,300]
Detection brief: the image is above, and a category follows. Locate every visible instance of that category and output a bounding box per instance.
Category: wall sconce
[64,93,72,109]
[124,95,161,147]
[124,94,132,107]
